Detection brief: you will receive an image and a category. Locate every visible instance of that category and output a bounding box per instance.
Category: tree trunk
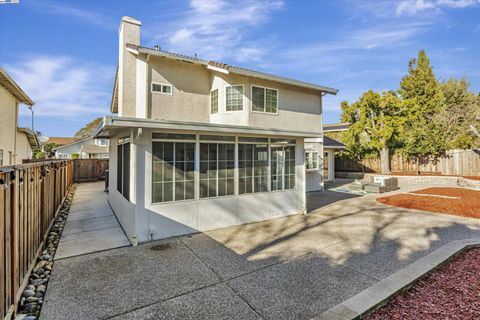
[380,145,391,174]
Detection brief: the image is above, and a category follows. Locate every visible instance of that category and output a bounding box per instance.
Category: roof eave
[94,116,323,139]
[0,68,35,106]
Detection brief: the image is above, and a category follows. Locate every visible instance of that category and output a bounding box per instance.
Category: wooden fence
[0,160,73,320]
[72,159,108,182]
[335,149,480,176]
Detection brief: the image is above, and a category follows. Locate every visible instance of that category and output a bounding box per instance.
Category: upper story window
[252,86,278,113]
[210,89,218,114]
[226,85,243,111]
[152,82,172,95]
[97,139,108,146]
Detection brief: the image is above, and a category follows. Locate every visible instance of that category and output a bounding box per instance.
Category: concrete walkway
[42,183,480,319]
[54,182,130,260]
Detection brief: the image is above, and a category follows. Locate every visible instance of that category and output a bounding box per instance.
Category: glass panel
[271,138,296,145]
[152,183,163,203]
[152,133,196,140]
[162,85,172,94]
[252,86,265,112]
[266,88,277,113]
[117,144,123,194]
[152,83,162,92]
[199,135,235,141]
[163,182,173,202]
[238,137,268,143]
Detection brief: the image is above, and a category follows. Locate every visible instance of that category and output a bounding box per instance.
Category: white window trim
[224,84,244,112]
[305,150,319,171]
[151,82,173,95]
[250,85,279,115]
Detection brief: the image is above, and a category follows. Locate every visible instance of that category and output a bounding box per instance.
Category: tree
[398,50,446,157]
[42,143,57,158]
[340,91,406,174]
[437,78,480,149]
[75,117,102,139]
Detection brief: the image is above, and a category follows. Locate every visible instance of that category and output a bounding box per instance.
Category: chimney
[118,16,141,117]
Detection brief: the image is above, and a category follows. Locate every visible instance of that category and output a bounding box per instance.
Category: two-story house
[0,68,39,166]
[94,16,338,244]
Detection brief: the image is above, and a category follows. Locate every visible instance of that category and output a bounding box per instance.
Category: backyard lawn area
[377,187,480,219]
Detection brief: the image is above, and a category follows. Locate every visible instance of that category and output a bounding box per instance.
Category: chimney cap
[121,16,141,26]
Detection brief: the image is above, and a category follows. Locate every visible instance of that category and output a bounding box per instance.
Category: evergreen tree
[340,91,407,174]
[399,50,446,157]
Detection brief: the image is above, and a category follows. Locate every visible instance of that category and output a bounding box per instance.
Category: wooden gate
[72,159,109,182]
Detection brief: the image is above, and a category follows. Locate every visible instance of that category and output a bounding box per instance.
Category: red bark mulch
[366,247,480,320]
[377,187,480,219]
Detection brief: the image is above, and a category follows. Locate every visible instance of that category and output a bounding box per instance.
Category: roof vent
[154,45,161,51]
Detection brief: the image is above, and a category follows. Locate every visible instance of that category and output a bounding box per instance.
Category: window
[252,86,278,113]
[152,142,195,203]
[117,140,130,200]
[152,82,172,95]
[0,150,3,166]
[97,139,108,146]
[238,144,268,194]
[210,89,218,114]
[305,151,319,170]
[271,145,295,191]
[226,85,243,111]
[200,143,234,198]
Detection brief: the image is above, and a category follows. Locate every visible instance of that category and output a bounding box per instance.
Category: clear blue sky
[1,0,479,137]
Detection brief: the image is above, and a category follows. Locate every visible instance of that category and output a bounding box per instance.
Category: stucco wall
[15,132,33,163]
[143,55,322,133]
[0,85,18,165]
[149,58,210,123]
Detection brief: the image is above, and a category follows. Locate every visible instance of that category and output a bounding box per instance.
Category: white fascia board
[126,47,139,55]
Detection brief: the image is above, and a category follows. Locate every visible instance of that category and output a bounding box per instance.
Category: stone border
[313,238,480,320]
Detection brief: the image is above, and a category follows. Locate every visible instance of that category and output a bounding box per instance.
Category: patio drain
[150,243,172,251]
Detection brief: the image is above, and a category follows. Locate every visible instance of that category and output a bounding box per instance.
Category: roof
[81,144,109,154]
[17,127,39,148]
[0,67,34,106]
[323,136,345,149]
[46,137,79,146]
[111,45,339,113]
[323,122,350,132]
[93,116,323,139]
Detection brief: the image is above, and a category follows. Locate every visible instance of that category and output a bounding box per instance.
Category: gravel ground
[377,187,480,218]
[367,247,480,320]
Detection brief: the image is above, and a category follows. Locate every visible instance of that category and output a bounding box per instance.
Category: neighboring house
[93,16,338,243]
[55,138,109,159]
[45,137,79,148]
[0,67,39,166]
[305,122,347,188]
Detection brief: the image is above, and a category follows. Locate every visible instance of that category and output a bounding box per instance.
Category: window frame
[151,134,196,204]
[305,151,319,171]
[250,85,279,115]
[225,84,244,112]
[270,143,296,192]
[151,82,173,95]
[210,89,219,114]
[117,138,131,200]
[238,142,269,195]
[199,141,235,199]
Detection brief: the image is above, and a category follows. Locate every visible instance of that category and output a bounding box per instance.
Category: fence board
[72,159,108,182]
[0,160,73,320]
[335,149,480,176]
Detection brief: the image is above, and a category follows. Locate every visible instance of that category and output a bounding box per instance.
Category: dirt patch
[377,187,480,219]
[366,247,480,320]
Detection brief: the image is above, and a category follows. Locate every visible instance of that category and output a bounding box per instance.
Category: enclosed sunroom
[95,116,320,244]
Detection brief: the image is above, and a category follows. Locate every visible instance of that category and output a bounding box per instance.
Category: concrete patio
[54,182,130,260]
[41,181,480,319]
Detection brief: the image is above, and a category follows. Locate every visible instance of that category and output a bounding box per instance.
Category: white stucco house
[93,16,339,244]
[55,138,109,159]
